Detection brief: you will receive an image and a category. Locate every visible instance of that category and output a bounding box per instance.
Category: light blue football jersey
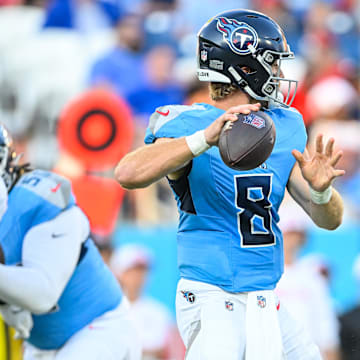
[0,170,122,350]
[145,103,307,292]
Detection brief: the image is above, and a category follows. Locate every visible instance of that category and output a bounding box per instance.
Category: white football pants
[176,278,322,360]
[24,298,141,360]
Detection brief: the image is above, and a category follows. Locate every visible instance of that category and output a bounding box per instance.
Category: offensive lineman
[0,125,140,360]
[115,9,345,360]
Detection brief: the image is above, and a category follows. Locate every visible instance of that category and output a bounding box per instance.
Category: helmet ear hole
[240,66,256,74]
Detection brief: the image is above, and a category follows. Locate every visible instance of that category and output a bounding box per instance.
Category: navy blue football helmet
[197,9,297,108]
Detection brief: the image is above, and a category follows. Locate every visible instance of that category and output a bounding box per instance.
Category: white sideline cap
[110,244,152,275]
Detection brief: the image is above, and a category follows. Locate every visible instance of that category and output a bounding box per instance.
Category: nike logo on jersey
[51,183,61,193]
[156,109,170,116]
[51,233,65,238]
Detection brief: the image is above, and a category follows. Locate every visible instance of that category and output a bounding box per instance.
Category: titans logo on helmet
[216,17,258,55]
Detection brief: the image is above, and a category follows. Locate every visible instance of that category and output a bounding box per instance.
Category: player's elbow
[27,295,57,315]
[114,162,141,189]
[27,278,60,314]
[316,214,343,231]
[324,217,342,231]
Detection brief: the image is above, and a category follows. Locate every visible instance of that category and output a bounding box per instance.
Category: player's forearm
[0,265,56,314]
[0,207,88,314]
[309,188,344,230]
[115,138,194,189]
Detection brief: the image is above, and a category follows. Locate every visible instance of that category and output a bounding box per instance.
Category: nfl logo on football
[257,295,266,309]
[243,114,265,129]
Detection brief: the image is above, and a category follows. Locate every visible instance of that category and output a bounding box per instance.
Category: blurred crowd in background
[0,0,359,359]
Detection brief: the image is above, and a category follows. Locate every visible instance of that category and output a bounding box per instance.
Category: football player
[0,125,141,360]
[115,9,345,360]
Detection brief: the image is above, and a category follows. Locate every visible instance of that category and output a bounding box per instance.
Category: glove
[0,304,33,339]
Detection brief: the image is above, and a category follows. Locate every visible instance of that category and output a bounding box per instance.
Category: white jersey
[128,297,173,353]
[275,258,340,353]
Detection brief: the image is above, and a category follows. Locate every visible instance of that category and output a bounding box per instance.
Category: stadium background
[0,0,359,359]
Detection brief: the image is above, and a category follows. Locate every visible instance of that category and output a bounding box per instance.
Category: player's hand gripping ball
[218,111,276,171]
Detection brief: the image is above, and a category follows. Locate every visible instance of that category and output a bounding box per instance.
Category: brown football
[218,111,276,171]
[0,244,4,264]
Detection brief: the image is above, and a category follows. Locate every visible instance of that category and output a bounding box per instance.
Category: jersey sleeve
[144,104,207,144]
[14,170,75,227]
[0,170,76,265]
[287,108,308,152]
[273,107,307,154]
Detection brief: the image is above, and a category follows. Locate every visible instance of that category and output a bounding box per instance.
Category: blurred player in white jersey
[0,124,141,360]
[111,244,176,360]
[276,200,341,360]
[115,9,345,360]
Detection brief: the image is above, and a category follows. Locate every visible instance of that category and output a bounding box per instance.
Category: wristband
[309,186,333,205]
[185,130,211,157]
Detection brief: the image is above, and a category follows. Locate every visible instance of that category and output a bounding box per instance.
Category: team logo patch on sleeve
[243,114,265,129]
[216,17,258,55]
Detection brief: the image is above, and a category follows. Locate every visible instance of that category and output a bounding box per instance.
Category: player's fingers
[325,138,334,157]
[329,150,343,167]
[221,113,238,123]
[246,103,261,111]
[292,149,305,167]
[333,169,346,178]
[228,103,261,114]
[228,107,251,115]
[315,134,323,154]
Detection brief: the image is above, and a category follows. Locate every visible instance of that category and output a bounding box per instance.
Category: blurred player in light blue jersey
[115,9,345,360]
[0,125,141,360]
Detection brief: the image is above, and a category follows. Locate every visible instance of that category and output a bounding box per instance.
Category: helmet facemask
[240,47,298,108]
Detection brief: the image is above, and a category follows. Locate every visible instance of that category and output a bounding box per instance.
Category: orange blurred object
[57,88,134,171]
[71,174,125,236]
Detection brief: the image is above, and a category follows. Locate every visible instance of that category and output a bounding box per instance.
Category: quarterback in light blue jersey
[0,125,140,360]
[115,9,345,360]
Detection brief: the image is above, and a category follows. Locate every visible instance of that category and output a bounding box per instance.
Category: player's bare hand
[292,134,345,192]
[204,103,261,146]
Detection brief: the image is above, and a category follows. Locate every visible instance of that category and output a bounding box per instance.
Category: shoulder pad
[149,104,206,135]
[16,170,72,209]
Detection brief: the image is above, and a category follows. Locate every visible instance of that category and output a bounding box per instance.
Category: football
[0,244,4,264]
[218,111,276,171]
